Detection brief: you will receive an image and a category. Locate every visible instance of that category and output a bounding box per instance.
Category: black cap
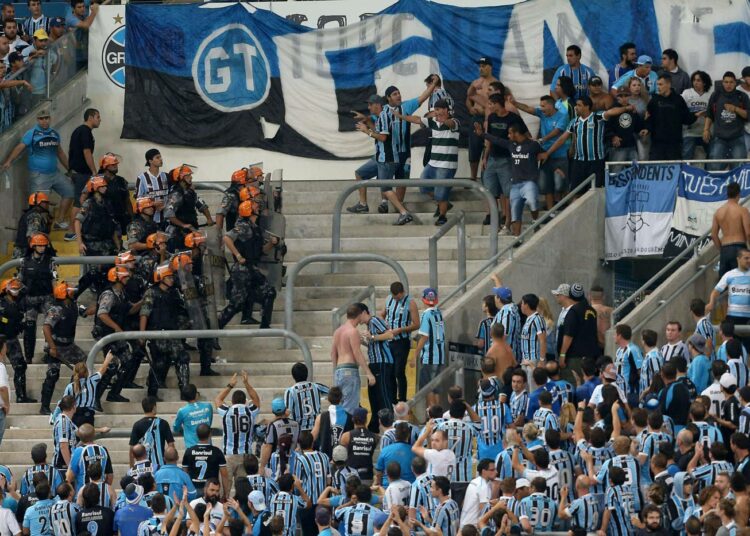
[742,66,750,78]
[589,75,603,85]
[144,148,160,166]
[477,57,493,66]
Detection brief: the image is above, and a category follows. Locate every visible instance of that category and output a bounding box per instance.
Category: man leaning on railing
[0,60,33,133]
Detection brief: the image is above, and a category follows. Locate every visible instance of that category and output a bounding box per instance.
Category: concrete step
[286,221,488,239]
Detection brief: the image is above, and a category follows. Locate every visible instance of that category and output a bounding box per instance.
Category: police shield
[203,225,224,329]
[258,169,286,290]
[175,257,207,330]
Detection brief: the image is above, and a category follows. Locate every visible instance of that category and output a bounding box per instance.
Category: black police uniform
[75,196,119,297]
[18,251,55,364]
[0,293,33,402]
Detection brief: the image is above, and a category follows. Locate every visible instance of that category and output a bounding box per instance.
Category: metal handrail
[0,255,115,279]
[607,159,748,166]
[631,257,717,333]
[331,285,376,331]
[331,178,498,272]
[440,174,597,309]
[284,253,409,348]
[86,328,315,380]
[429,210,465,292]
[407,359,462,420]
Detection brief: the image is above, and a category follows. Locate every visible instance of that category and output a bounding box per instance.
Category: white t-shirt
[681,87,713,137]
[523,466,560,501]
[460,476,491,526]
[702,382,724,417]
[0,507,19,536]
[423,448,456,478]
[189,498,224,527]
[0,364,9,409]
[383,479,411,510]
[589,382,625,407]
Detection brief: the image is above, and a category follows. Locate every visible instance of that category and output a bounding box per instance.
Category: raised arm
[241,371,260,408]
[214,373,238,408]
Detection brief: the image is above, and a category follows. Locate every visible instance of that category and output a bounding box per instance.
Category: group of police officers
[0,155,279,416]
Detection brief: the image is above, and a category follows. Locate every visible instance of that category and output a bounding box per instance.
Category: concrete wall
[443,188,608,349]
[604,246,719,356]
[0,72,88,251]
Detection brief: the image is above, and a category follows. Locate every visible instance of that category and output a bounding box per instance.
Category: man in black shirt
[641,73,696,160]
[182,424,229,497]
[339,407,376,483]
[607,87,644,171]
[75,482,115,536]
[659,362,691,428]
[68,108,100,242]
[129,396,175,472]
[559,283,599,378]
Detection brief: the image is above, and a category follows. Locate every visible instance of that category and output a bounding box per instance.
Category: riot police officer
[74,176,120,298]
[127,197,158,254]
[94,266,141,406]
[13,192,52,259]
[0,279,36,402]
[215,169,248,232]
[164,165,213,252]
[219,201,278,330]
[116,251,148,390]
[40,281,88,414]
[137,232,169,285]
[17,232,56,364]
[140,264,190,399]
[99,153,133,235]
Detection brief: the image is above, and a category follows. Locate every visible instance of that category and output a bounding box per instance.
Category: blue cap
[492,286,512,301]
[271,398,286,414]
[422,287,438,305]
[50,17,65,27]
[636,55,652,65]
[352,407,368,422]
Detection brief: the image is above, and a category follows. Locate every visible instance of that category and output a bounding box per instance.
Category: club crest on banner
[102,25,126,88]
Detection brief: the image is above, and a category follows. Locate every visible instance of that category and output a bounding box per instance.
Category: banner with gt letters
[605,164,750,260]
[107,0,750,158]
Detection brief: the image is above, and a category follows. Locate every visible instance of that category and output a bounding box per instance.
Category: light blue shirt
[535,106,570,159]
[21,126,61,174]
[688,354,711,393]
[716,268,750,318]
[612,68,659,95]
[173,401,213,449]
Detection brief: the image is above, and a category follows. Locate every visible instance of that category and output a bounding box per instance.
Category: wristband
[560,353,566,358]
[577,407,584,412]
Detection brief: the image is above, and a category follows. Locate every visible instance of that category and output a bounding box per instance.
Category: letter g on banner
[192,24,271,112]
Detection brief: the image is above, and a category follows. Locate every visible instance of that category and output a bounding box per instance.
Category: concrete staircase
[2,179,515,478]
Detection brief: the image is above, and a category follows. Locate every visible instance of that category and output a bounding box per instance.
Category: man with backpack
[129,396,175,473]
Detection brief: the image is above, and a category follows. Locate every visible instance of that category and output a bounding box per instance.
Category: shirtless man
[331,303,376,415]
[711,181,750,276]
[466,57,498,180]
[486,323,516,380]
[588,76,614,111]
[589,285,612,351]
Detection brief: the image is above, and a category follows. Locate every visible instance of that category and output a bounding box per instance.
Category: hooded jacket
[667,472,696,535]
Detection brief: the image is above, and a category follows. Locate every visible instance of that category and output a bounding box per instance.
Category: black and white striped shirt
[51,499,79,536]
[385,294,412,341]
[135,171,169,223]
[21,16,50,37]
[293,450,330,503]
[661,341,690,362]
[218,403,259,456]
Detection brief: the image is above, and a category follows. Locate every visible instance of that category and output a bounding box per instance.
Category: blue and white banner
[605,165,680,260]
[664,164,750,256]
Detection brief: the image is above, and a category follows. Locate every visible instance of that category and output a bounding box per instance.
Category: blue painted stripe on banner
[714,22,750,55]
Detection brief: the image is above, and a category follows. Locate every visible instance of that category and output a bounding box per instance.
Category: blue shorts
[482,156,512,198]
[355,158,378,180]
[30,170,74,199]
[419,165,456,201]
[418,363,444,393]
[510,181,539,222]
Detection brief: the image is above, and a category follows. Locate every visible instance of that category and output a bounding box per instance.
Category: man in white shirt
[412,420,456,478]
[509,429,560,501]
[702,361,729,418]
[460,459,496,526]
[0,343,10,447]
[380,461,412,510]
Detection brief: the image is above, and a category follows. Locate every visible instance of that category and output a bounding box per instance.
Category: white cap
[516,478,531,488]
[720,372,738,390]
[248,490,266,511]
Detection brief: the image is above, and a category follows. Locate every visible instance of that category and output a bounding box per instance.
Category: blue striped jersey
[284,381,329,431]
[381,421,420,448]
[21,16,50,38]
[21,464,61,496]
[576,440,614,495]
[495,447,515,480]
[474,398,512,446]
[246,474,279,503]
[428,88,454,112]
[387,98,420,158]
[519,492,558,531]
[63,372,101,410]
[409,474,435,522]
[335,502,384,536]
[640,349,664,394]
[505,496,523,518]
[333,466,358,496]
[549,448,575,503]
[740,406,750,435]
[89,481,112,508]
[605,485,633,536]
[639,431,672,484]
[374,109,394,163]
[729,359,749,389]
[218,402,260,455]
[596,454,642,512]
[475,317,493,354]
[692,460,734,491]
[418,307,445,365]
[695,316,717,359]
[433,499,460,536]
[566,111,608,161]
[716,268,750,318]
[70,444,111,492]
[533,407,560,435]
[521,312,546,362]
[566,494,600,531]
[53,414,78,469]
[293,450,330,503]
[615,342,643,395]
[138,516,165,536]
[509,391,529,421]
[268,491,306,536]
[368,317,394,364]
[50,500,79,536]
[553,380,574,405]
[477,376,503,403]
[128,459,154,479]
[22,498,55,536]
[694,421,724,449]
[550,63,597,99]
[135,417,167,469]
[385,294,412,341]
[436,419,480,481]
[494,303,521,357]
[717,340,748,363]
[661,341,690,363]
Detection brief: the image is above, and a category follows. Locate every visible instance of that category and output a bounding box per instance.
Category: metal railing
[439,174,597,309]
[284,253,409,348]
[429,210,465,292]
[0,255,115,279]
[331,178,498,272]
[87,328,315,380]
[331,285,376,331]
[407,359,462,421]
[608,159,750,321]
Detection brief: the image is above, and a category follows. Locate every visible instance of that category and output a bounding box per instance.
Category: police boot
[240,301,259,325]
[259,300,274,329]
[212,339,222,351]
[15,375,36,403]
[218,306,236,329]
[198,341,219,376]
[23,323,36,364]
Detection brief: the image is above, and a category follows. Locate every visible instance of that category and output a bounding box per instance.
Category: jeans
[608,146,638,173]
[0,409,6,448]
[708,137,746,170]
[482,157,512,197]
[29,170,74,198]
[510,181,539,221]
[334,365,361,414]
[420,164,456,201]
[682,137,710,160]
[390,338,410,402]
